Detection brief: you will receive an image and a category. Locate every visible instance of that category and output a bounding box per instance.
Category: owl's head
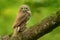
[19,5,31,13]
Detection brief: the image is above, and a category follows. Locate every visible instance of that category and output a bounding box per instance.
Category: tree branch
[1,11,60,40]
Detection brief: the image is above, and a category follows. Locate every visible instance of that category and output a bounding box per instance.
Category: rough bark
[0,11,60,40]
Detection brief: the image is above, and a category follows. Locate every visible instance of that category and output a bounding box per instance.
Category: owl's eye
[21,8,23,9]
[25,8,28,9]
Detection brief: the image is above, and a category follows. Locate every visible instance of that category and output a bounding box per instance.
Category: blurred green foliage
[0,0,60,40]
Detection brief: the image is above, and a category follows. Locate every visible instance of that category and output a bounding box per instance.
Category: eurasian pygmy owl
[13,5,31,32]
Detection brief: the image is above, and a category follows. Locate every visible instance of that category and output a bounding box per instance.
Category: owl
[13,5,31,32]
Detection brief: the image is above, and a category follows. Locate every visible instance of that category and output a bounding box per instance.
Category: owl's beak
[23,9,31,13]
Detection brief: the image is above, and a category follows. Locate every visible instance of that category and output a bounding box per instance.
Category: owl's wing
[13,12,31,28]
[13,13,26,28]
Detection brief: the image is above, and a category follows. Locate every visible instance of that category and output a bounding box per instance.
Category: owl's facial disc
[20,5,31,13]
